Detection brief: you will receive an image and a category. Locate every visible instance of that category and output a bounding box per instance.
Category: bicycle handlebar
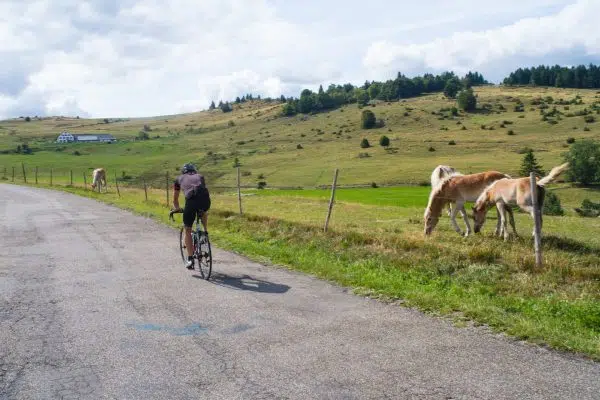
[169,208,183,221]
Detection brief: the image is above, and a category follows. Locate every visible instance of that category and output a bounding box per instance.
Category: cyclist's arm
[173,178,181,210]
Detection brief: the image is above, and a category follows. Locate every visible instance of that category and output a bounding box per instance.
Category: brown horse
[424,170,511,236]
[472,163,569,240]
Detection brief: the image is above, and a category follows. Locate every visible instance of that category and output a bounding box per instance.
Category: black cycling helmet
[181,162,197,174]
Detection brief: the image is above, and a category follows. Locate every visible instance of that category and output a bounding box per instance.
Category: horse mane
[425,174,458,218]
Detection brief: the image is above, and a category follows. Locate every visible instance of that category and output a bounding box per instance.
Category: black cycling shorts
[183,189,211,227]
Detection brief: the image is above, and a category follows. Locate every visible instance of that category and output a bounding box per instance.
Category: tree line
[281,71,488,116]
[503,64,600,88]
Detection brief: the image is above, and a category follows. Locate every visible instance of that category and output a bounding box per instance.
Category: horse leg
[458,203,472,236]
[494,207,502,236]
[449,203,462,235]
[447,203,453,217]
[506,206,518,237]
[496,202,510,241]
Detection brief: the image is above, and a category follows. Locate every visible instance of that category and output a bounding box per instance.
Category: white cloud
[0,0,597,118]
[363,0,600,80]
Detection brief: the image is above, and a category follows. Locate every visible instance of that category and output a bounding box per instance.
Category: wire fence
[1,164,350,232]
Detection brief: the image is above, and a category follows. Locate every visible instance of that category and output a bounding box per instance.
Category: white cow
[91,168,107,192]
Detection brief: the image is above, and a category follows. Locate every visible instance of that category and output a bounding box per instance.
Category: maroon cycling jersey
[173,172,207,199]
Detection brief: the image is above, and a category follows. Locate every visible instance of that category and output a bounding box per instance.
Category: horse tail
[537,162,569,186]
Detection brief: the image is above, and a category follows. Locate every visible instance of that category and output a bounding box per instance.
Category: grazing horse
[472,163,569,241]
[424,170,511,236]
[430,165,458,216]
[91,168,107,192]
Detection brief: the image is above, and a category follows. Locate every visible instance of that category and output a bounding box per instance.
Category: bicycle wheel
[196,232,212,280]
[178,226,187,265]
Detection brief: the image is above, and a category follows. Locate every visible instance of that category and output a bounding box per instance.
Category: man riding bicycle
[172,162,211,269]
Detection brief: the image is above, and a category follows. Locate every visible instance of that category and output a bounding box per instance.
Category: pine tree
[519,150,545,177]
[209,101,216,110]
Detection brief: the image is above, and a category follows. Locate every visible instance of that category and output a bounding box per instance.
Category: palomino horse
[472,163,569,241]
[430,165,457,216]
[91,168,107,192]
[424,170,512,236]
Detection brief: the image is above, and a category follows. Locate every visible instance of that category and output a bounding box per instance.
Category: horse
[424,170,512,236]
[91,168,107,192]
[472,163,569,241]
[430,165,458,216]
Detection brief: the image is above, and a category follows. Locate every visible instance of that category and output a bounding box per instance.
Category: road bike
[169,208,212,280]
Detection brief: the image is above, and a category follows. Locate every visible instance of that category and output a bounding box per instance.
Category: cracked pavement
[1,184,599,399]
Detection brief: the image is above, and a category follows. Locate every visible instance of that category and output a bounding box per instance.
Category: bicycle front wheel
[196,233,212,280]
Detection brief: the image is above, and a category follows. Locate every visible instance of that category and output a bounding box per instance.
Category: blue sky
[0,0,599,118]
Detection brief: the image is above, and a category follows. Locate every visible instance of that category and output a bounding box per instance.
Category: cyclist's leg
[199,190,211,233]
[182,200,195,258]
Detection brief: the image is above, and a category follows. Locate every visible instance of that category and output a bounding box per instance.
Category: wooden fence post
[530,172,543,268]
[35,167,38,184]
[12,167,15,182]
[21,163,27,183]
[143,179,148,201]
[70,170,73,186]
[237,166,243,215]
[324,168,339,232]
[114,171,120,197]
[166,172,170,207]
[83,172,87,189]
[3,166,6,180]
[50,168,53,186]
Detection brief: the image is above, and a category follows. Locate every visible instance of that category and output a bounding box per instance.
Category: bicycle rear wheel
[196,232,212,280]
[178,226,187,265]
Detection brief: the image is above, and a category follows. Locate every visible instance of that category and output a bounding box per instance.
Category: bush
[584,126,591,131]
[448,140,456,145]
[296,144,303,149]
[450,107,458,116]
[228,120,235,127]
[72,150,81,156]
[360,138,370,148]
[507,130,515,135]
[543,191,564,216]
[361,110,376,129]
[585,115,595,123]
[371,182,378,188]
[25,116,31,122]
[379,135,390,147]
[461,125,467,130]
[563,139,600,184]
[257,181,267,189]
[566,137,576,144]
[428,146,436,152]
[137,131,150,140]
[457,88,477,111]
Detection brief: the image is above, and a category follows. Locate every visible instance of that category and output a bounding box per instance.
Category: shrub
[379,135,390,147]
[448,140,456,145]
[360,138,371,148]
[585,115,595,123]
[257,181,267,189]
[481,124,486,130]
[296,144,303,149]
[428,146,436,152]
[543,191,564,216]
[228,120,235,127]
[457,88,476,111]
[361,110,376,129]
[371,182,378,188]
[563,139,600,184]
[507,130,515,135]
[25,116,31,122]
[72,150,81,156]
[584,127,591,131]
[461,125,467,130]
[567,137,576,144]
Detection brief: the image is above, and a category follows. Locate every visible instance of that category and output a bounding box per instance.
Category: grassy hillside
[2,86,600,188]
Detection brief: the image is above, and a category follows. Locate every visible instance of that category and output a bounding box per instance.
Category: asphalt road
[1,184,599,400]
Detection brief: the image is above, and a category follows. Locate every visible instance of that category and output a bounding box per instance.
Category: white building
[56,131,116,143]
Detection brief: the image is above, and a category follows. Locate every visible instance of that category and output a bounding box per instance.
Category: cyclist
[172,162,211,269]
